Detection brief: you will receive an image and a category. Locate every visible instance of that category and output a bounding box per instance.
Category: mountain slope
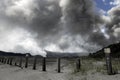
[90,42,120,58]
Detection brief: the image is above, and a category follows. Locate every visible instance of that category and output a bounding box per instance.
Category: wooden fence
[0,56,81,73]
[0,54,118,75]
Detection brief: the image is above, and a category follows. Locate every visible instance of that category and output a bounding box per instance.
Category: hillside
[0,51,28,57]
[1,42,120,58]
[45,50,87,58]
[89,42,120,58]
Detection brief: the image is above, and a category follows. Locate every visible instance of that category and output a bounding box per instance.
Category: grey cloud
[60,0,109,47]
[105,5,120,41]
[0,0,119,56]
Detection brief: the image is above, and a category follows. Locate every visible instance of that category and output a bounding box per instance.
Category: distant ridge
[1,42,120,58]
[89,42,120,58]
[45,50,87,58]
[0,50,86,58]
[0,51,29,57]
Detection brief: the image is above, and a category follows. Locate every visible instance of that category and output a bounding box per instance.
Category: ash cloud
[60,0,110,46]
[0,0,119,56]
[2,0,62,36]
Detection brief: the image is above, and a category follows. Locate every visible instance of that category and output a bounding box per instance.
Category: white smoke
[0,26,46,57]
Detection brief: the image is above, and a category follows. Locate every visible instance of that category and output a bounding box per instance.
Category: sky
[95,0,114,11]
[95,0,120,14]
[0,0,120,56]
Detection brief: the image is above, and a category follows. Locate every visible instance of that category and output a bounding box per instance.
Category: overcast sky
[0,0,120,56]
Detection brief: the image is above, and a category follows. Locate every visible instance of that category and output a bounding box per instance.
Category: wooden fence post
[104,48,113,75]
[42,57,46,71]
[2,57,4,63]
[0,57,1,62]
[13,57,17,66]
[33,56,37,70]
[4,58,7,64]
[10,57,13,65]
[19,57,22,67]
[25,56,28,68]
[1,57,3,63]
[7,57,10,64]
[1,57,2,63]
[57,58,61,73]
[76,58,81,72]
[3,57,5,64]
[8,57,10,65]
[14,60,17,66]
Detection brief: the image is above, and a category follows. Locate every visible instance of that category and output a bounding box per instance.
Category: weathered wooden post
[3,57,5,64]
[76,58,81,72]
[25,53,29,68]
[1,57,3,62]
[0,58,2,62]
[19,57,22,67]
[104,48,113,75]
[0,57,1,62]
[57,58,61,73]
[33,56,37,70]
[14,60,17,66]
[6,58,9,64]
[8,57,11,65]
[1,57,3,63]
[42,57,46,71]
[7,57,10,64]
[1,58,2,62]
[13,57,17,66]
[4,58,7,64]
[10,57,13,65]
[2,57,4,63]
